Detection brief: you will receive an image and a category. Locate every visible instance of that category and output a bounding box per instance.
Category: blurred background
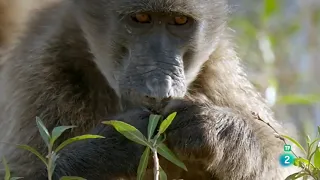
[228,0,320,144]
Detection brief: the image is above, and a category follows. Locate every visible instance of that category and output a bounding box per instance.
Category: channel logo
[279,145,295,167]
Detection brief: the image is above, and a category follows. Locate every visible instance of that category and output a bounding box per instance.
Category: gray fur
[0,0,297,179]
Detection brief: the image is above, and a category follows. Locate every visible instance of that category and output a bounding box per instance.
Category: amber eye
[132,13,151,23]
[173,15,188,25]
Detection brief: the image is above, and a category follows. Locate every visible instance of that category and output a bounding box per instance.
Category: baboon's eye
[170,15,188,25]
[131,13,151,23]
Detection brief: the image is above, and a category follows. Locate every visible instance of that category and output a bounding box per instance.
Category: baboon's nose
[145,76,173,100]
[144,76,173,112]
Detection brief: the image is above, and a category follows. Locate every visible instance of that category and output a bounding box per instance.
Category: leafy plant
[1,157,23,180]
[2,117,104,180]
[282,127,320,180]
[103,112,187,180]
[252,112,320,180]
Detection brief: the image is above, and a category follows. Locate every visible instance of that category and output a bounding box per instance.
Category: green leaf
[277,94,320,105]
[50,126,76,146]
[60,176,86,180]
[314,147,320,168]
[102,120,149,147]
[311,138,320,146]
[36,117,51,147]
[318,126,320,136]
[294,157,313,168]
[284,171,309,180]
[16,144,47,166]
[2,157,11,180]
[147,114,161,141]
[10,177,24,180]
[284,23,300,36]
[310,138,320,151]
[157,143,187,171]
[137,147,150,180]
[281,135,307,155]
[263,0,279,22]
[55,135,104,153]
[306,135,311,145]
[158,112,177,135]
[159,165,167,180]
[1,158,24,180]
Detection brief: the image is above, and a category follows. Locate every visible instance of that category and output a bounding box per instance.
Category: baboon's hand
[162,99,215,160]
[162,98,267,179]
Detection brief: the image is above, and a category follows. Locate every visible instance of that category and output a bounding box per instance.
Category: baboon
[0,0,296,179]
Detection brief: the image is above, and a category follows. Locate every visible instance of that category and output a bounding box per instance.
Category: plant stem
[252,112,300,157]
[47,146,53,180]
[152,148,160,180]
[252,112,320,180]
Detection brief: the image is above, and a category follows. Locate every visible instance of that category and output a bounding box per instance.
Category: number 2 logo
[284,156,290,164]
[279,153,295,167]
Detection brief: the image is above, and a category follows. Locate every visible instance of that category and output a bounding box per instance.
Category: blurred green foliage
[229,0,320,142]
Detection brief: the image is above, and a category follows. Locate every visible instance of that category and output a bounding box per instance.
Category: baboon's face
[76,0,227,108]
